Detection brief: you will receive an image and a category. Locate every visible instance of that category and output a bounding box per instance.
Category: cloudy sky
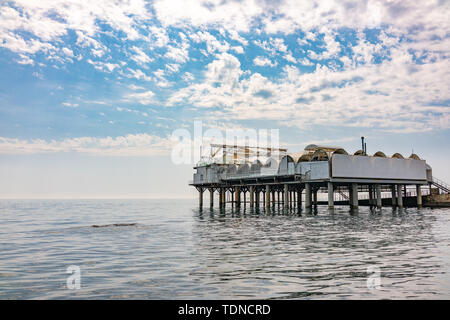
[0,0,449,198]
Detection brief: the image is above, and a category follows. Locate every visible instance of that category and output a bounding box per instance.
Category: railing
[432,176,450,194]
[220,169,280,180]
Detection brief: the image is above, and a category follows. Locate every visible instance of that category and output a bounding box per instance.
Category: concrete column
[277,191,280,205]
[349,184,353,206]
[262,190,265,206]
[376,184,382,209]
[249,186,254,208]
[305,183,312,209]
[283,184,289,209]
[293,191,296,208]
[397,184,403,208]
[209,188,214,208]
[271,191,275,207]
[328,182,334,209]
[223,189,226,208]
[416,185,422,208]
[255,189,260,207]
[289,191,292,209]
[235,187,240,207]
[368,185,373,207]
[351,183,359,209]
[266,185,270,210]
[391,185,397,207]
[297,189,302,209]
[199,188,203,208]
[313,189,317,207]
[220,189,225,208]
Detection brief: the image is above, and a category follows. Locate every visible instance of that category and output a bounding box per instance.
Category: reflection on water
[0,199,449,299]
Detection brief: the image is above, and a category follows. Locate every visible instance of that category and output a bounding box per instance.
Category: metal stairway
[431,176,450,194]
[337,189,349,200]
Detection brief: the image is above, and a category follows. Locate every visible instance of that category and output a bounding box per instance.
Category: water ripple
[0,199,449,299]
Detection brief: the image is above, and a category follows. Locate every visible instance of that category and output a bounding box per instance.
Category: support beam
[284,184,289,209]
[297,189,302,209]
[328,182,334,209]
[416,185,422,208]
[293,191,296,208]
[397,184,403,208]
[391,185,397,207]
[219,189,224,208]
[199,188,203,208]
[368,185,373,207]
[305,183,312,209]
[376,184,382,209]
[249,186,254,208]
[289,191,293,209]
[266,185,270,210]
[209,188,214,208]
[235,187,240,207]
[271,191,276,207]
[313,189,317,207]
[351,183,358,209]
[255,189,260,207]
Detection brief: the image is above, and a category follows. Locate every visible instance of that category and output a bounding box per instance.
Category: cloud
[253,56,277,67]
[130,46,154,65]
[0,0,151,59]
[62,102,79,108]
[189,30,230,55]
[153,0,263,32]
[126,68,153,81]
[0,134,173,156]
[16,54,34,65]
[126,91,155,105]
[164,32,190,63]
[166,43,450,133]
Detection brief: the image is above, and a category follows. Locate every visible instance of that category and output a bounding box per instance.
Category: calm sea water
[0,199,449,299]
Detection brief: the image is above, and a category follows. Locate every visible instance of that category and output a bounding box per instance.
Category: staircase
[431,176,450,194]
[337,189,349,200]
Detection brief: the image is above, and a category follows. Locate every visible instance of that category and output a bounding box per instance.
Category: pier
[190,141,449,210]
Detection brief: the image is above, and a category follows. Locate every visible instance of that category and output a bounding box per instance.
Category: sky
[0,0,449,198]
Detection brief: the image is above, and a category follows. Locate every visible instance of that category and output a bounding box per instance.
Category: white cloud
[16,54,34,65]
[126,91,155,105]
[182,72,194,82]
[231,46,244,54]
[166,63,180,73]
[148,25,169,47]
[128,84,145,90]
[166,44,450,133]
[0,134,173,156]
[130,46,154,65]
[253,56,277,67]
[62,102,79,108]
[126,68,153,81]
[164,35,190,63]
[87,59,119,72]
[62,47,74,57]
[189,30,230,55]
[153,0,263,32]
[0,0,151,58]
[283,52,297,63]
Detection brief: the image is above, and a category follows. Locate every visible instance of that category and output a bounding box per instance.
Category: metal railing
[432,176,450,194]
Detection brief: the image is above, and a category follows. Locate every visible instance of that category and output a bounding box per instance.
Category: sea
[0,199,449,299]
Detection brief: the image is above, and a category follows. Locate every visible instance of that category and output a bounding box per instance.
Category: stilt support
[328,182,334,209]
